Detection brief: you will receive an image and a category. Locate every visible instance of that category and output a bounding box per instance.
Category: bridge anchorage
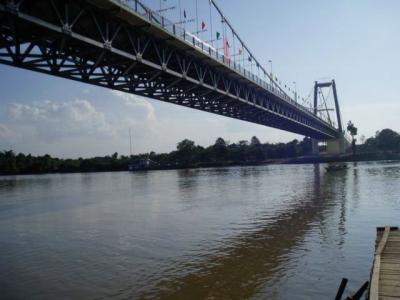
[0,0,344,147]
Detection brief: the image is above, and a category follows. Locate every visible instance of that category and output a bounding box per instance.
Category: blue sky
[1,0,400,157]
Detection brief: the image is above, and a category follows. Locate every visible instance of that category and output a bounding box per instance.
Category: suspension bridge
[0,0,346,153]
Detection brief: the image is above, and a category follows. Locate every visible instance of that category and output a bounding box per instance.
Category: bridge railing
[114,0,332,127]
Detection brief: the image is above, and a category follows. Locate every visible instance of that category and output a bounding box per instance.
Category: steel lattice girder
[0,0,339,139]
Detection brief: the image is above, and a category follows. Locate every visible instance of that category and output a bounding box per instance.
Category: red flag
[224,38,231,64]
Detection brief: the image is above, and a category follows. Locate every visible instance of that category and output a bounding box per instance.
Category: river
[1,161,400,299]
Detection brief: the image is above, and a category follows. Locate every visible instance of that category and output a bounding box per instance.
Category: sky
[1,0,400,158]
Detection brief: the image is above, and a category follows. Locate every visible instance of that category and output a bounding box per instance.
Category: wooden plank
[381,263,400,271]
[377,227,391,255]
[369,227,400,299]
[381,257,400,262]
[381,274,400,281]
[370,227,391,300]
[370,255,381,300]
[380,285,400,296]
[380,280,400,287]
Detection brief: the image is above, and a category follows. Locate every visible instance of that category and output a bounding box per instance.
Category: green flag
[216,32,221,40]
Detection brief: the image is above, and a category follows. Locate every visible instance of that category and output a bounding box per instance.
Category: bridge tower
[312,80,346,155]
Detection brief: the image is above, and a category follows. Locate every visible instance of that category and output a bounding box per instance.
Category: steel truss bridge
[0,0,341,140]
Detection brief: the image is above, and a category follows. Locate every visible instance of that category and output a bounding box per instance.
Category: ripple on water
[1,162,400,299]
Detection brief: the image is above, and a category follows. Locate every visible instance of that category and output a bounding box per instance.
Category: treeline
[0,136,312,175]
[358,129,400,153]
[2,129,400,175]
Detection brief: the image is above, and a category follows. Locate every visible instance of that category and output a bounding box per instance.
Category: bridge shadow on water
[137,165,350,300]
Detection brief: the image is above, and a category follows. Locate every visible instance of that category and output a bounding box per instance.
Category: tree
[177,139,196,152]
[347,121,358,155]
[212,137,228,162]
[299,137,312,156]
[375,129,399,151]
[250,136,261,146]
[176,139,197,164]
[0,150,18,174]
[238,140,249,147]
[214,137,227,147]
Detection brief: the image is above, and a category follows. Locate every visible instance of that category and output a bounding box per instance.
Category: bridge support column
[326,132,346,155]
[312,139,319,156]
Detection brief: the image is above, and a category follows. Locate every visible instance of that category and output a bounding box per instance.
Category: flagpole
[129,128,132,157]
[232,33,235,63]
[209,0,213,47]
[179,0,182,24]
[195,0,199,38]
[183,5,186,32]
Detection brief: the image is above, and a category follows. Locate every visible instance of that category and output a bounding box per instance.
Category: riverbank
[285,151,400,164]
[130,152,400,171]
[2,151,400,175]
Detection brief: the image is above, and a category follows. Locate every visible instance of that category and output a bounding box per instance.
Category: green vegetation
[358,128,400,153]
[1,128,400,175]
[347,121,358,155]
[0,137,312,175]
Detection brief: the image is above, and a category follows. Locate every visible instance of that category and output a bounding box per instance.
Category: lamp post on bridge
[293,81,297,103]
[268,60,273,86]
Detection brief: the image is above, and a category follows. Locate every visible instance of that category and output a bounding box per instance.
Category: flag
[224,38,231,64]
[183,9,187,18]
[238,48,243,55]
[248,56,252,62]
[201,21,206,30]
[216,31,221,40]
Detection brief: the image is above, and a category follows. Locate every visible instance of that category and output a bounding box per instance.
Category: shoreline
[1,152,400,176]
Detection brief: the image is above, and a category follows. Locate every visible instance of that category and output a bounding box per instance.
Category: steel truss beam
[0,0,338,139]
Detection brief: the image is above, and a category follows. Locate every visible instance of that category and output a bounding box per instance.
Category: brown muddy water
[1,161,400,299]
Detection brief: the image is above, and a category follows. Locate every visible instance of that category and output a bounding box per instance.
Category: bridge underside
[0,0,338,140]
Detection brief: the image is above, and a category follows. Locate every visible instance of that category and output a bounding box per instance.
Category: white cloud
[8,99,115,140]
[111,91,156,122]
[0,92,307,157]
[0,124,13,138]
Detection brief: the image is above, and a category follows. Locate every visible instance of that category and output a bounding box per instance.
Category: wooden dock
[369,226,400,300]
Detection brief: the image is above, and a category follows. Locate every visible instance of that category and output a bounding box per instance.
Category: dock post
[335,278,348,300]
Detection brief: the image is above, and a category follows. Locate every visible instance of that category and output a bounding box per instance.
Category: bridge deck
[0,0,339,139]
[370,226,400,300]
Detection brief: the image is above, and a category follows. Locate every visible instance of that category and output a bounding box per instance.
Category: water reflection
[1,162,400,300]
[141,165,344,299]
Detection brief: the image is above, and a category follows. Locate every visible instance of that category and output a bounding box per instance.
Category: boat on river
[326,163,348,172]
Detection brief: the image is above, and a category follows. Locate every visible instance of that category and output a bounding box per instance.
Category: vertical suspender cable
[232,30,236,63]
[195,0,199,36]
[209,0,213,46]
[179,0,182,24]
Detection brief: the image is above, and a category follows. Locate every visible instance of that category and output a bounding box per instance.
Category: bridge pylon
[311,80,345,155]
